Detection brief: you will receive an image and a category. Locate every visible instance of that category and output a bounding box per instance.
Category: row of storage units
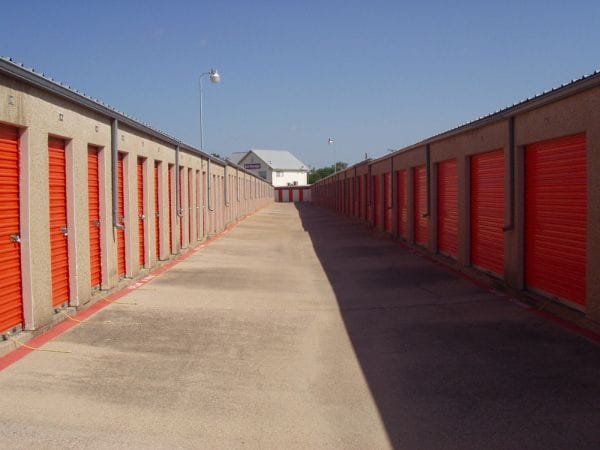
[274,186,312,202]
[313,74,600,323]
[0,58,273,337]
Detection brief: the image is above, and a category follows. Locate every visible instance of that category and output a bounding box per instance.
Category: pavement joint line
[7,336,71,354]
[58,310,84,323]
[0,205,270,371]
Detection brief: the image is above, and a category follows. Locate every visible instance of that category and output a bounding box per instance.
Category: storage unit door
[202,172,206,237]
[414,165,428,246]
[196,170,201,240]
[384,172,392,233]
[168,167,173,252]
[373,175,380,227]
[48,137,70,306]
[154,162,160,260]
[437,159,458,257]
[188,168,193,243]
[397,170,407,238]
[525,133,587,307]
[117,153,126,277]
[179,167,184,247]
[88,147,101,287]
[0,124,23,332]
[137,158,145,267]
[357,177,362,219]
[471,150,504,276]
[278,189,282,202]
[288,188,293,202]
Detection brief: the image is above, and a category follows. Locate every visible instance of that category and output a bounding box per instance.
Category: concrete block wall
[312,79,600,324]
[0,63,273,336]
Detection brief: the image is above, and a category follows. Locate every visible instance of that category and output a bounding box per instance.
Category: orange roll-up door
[196,170,201,240]
[357,177,362,219]
[414,165,428,246]
[384,172,392,233]
[168,165,173,253]
[88,147,101,288]
[188,168,193,243]
[373,175,380,227]
[137,158,145,268]
[179,167,184,247]
[0,124,23,332]
[471,150,504,276]
[525,133,587,307]
[48,137,70,306]
[117,153,126,277]
[437,159,458,258]
[396,170,407,238]
[154,162,160,260]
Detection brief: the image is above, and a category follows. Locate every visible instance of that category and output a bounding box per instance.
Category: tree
[308,162,348,184]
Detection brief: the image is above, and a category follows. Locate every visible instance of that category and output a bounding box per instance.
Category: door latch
[139,214,146,220]
[60,226,68,237]
[9,233,21,243]
[94,220,101,227]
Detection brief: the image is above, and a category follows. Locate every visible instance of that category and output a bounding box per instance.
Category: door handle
[139,214,146,220]
[9,233,21,243]
[94,220,101,227]
[60,226,68,237]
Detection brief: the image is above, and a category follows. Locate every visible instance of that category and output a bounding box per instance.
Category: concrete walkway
[0,203,599,449]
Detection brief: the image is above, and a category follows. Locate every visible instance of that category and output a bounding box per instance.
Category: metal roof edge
[318,68,600,176]
[0,57,232,169]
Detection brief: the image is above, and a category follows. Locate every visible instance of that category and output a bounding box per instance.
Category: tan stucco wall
[0,73,273,334]
[312,87,600,323]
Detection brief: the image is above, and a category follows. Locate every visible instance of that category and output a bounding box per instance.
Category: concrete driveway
[0,203,599,449]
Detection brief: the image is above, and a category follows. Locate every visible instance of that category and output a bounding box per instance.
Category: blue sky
[2,1,600,168]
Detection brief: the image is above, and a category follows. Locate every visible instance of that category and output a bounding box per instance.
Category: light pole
[199,68,221,150]
[328,137,336,173]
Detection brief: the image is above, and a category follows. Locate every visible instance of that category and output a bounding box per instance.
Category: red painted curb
[0,205,268,371]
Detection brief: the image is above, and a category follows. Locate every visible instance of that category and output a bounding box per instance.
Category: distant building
[229,149,308,187]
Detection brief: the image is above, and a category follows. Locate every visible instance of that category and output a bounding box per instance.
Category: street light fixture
[199,68,220,150]
[328,137,336,173]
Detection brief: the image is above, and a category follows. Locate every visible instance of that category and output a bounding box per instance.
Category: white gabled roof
[248,149,308,171]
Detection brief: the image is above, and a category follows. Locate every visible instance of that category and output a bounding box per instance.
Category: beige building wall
[0,71,273,337]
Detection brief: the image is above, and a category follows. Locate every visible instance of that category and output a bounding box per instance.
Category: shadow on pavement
[294,203,600,450]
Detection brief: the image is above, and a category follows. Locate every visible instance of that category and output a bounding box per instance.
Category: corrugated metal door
[396,170,407,238]
[137,158,145,268]
[288,188,293,202]
[168,166,173,252]
[299,188,304,202]
[196,170,201,241]
[357,177,362,218]
[202,171,206,237]
[0,124,23,332]
[48,137,70,305]
[373,175,380,227]
[384,172,392,233]
[188,168,193,243]
[154,162,160,260]
[278,189,283,202]
[437,159,458,257]
[471,150,504,275]
[179,167,184,247]
[525,133,587,307]
[87,146,101,288]
[116,153,126,277]
[414,165,428,246]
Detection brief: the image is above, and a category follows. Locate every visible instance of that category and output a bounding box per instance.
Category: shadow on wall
[293,203,600,450]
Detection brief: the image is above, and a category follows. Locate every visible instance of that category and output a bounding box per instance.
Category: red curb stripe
[0,206,267,371]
